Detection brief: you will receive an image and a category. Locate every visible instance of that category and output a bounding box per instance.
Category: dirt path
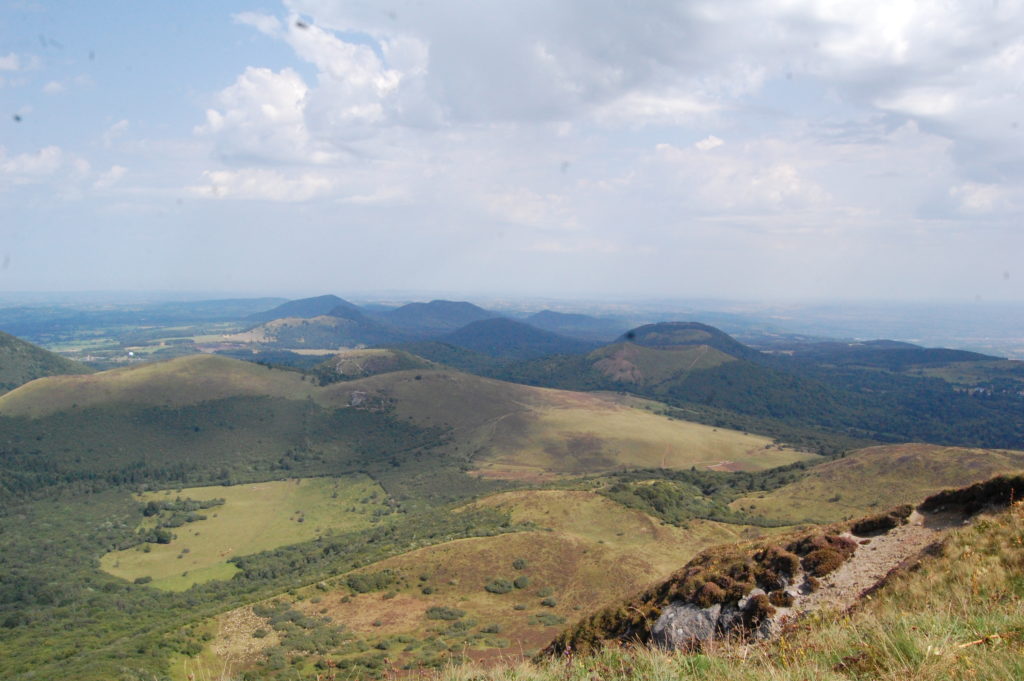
[791,510,963,617]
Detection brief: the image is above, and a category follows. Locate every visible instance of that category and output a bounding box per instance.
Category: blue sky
[1,1,1022,301]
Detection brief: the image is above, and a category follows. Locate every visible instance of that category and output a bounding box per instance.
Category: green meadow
[100,475,390,590]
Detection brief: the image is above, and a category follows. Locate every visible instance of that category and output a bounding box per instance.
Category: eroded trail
[790,510,962,618]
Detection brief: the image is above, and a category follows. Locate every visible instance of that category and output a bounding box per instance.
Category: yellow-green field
[323,370,817,480]
[194,490,762,676]
[100,475,390,590]
[0,354,317,417]
[731,443,1024,523]
[471,405,813,479]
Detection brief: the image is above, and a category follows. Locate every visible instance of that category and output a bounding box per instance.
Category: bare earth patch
[790,510,963,620]
[211,606,279,666]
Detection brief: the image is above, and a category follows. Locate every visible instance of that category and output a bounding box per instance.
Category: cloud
[1,146,65,177]
[93,165,127,190]
[0,53,20,71]
[42,80,64,94]
[233,11,282,36]
[196,66,328,163]
[187,168,334,201]
[695,135,724,152]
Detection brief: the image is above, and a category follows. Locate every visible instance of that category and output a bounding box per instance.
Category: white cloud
[233,12,282,36]
[93,165,127,190]
[949,182,1009,214]
[188,168,334,201]
[0,146,65,177]
[42,80,64,95]
[196,66,330,163]
[695,135,724,152]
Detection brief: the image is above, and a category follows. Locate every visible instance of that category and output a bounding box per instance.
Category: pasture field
[470,403,815,479]
[195,490,761,676]
[731,443,1024,523]
[100,475,390,590]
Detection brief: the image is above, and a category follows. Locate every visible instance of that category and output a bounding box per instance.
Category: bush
[425,606,465,621]
[480,623,502,634]
[768,590,794,607]
[694,581,726,608]
[540,597,557,607]
[513,575,530,589]
[133,576,153,585]
[803,548,846,577]
[742,593,776,625]
[512,558,528,570]
[484,578,514,594]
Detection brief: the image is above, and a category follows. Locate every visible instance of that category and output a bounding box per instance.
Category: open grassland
[471,405,813,479]
[100,475,389,590]
[439,499,1024,681]
[0,354,316,417]
[195,490,761,677]
[731,443,1024,524]
[327,370,815,480]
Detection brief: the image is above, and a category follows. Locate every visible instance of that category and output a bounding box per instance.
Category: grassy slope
[731,443,1024,523]
[0,329,92,393]
[0,354,314,417]
[100,475,389,590]
[195,490,760,676]
[325,369,816,479]
[443,498,1024,681]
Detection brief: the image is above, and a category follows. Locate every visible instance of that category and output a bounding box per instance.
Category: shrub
[512,558,528,570]
[694,581,726,608]
[425,606,465,621]
[484,579,514,594]
[742,593,776,625]
[803,548,846,576]
[252,629,268,638]
[768,590,794,607]
[480,623,502,634]
[421,586,434,595]
[513,575,530,589]
[133,576,153,585]
[540,597,557,607]
[513,603,527,611]
[537,586,554,597]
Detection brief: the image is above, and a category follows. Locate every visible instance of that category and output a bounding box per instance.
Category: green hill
[0,329,93,394]
[0,355,812,502]
[731,442,1024,523]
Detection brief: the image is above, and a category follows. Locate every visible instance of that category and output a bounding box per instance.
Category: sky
[1,0,1022,302]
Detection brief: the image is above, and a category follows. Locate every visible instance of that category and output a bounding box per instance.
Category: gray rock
[651,602,721,649]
